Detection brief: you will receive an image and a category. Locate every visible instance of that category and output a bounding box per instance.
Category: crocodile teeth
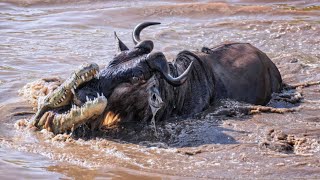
[71,88,75,94]
[81,76,85,81]
[62,95,66,99]
[73,85,77,89]
[86,96,89,101]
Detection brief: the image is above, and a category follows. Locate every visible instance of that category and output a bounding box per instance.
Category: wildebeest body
[163,42,282,119]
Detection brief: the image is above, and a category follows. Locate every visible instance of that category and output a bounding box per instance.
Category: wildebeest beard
[102,75,165,127]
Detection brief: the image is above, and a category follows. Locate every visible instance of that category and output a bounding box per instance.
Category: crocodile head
[31,63,108,134]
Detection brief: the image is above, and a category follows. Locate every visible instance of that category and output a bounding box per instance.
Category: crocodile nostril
[152,94,156,101]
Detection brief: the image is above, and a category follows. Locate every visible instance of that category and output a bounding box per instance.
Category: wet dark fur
[76,42,282,123]
[107,81,151,123]
[170,43,282,117]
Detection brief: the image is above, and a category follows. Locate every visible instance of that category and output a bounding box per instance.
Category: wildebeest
[32,22,282,133]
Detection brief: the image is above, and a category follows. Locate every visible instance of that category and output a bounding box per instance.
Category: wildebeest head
[92,22,194,126]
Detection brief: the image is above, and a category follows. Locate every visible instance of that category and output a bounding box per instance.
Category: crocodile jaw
[31,63,100,126]
[47,63,99,108]
[39,94,108,134]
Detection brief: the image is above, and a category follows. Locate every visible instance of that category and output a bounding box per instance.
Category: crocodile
[31,63,107,134]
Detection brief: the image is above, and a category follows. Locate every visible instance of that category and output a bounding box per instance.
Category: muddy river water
[0,0,320,179]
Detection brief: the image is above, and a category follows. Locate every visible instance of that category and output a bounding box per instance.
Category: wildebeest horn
[132,22,161,45]
[146,52,194,86]
[114,31,129,53]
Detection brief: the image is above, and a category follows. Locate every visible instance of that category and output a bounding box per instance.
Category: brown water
[1,0,320,179]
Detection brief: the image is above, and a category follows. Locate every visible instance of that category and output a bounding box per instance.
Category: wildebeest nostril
[152,94,156,101]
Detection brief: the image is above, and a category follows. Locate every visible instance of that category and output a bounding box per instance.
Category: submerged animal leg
[206,99,297,117]
[245,105,297,115]
[284,80,320,89]
[208,105,296,117]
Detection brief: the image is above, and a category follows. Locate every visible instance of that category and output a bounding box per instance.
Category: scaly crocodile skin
[38,94,107,134]
[31,63,99,127]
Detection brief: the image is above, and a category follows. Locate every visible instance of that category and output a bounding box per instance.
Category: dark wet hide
[70,87,303,148]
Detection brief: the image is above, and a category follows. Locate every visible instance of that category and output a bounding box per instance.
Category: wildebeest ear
[134,40,154,54]
[114,32,129,53]
[146,52,194,86]
[146,52,169,74]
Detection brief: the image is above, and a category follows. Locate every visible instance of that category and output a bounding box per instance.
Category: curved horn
[146,52,194,86]
[114,31,129,53]
[132,22,161,45]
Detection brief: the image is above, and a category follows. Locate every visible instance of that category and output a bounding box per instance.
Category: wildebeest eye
[131,76,140,84]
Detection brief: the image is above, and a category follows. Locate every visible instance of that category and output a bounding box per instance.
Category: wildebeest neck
[173,51,216,116]
[155,50,216,119]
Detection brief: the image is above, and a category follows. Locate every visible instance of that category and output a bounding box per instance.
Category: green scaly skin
[31,63,102,131]
[39,95,107,134]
